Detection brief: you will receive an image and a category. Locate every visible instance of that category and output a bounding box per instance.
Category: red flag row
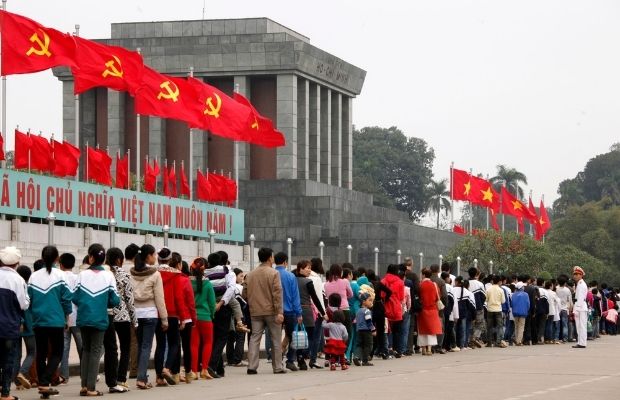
[13,129,80,177]
[450,167,551,239]
[0,10,285,148]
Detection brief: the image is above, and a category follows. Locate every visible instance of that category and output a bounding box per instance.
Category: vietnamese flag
[143,158,159,193]
[168,165,177,198]
[115,153,129,189]
[180,163,190,198]
[471,175,499,211]
[52,140,80,177]
[86,147,112,186]
[162,164,170,196]
[528,198,542,240]
[14,130,31,169]
[539,199,551,238]
[196,170,211,201]
[135,67,203,127]
[0,132,4,161]
[490,209,500,232]
[453,225,465,235]
[72,37,144,95]
[0,10,77,76]
[188,77,252,141]
[30,135,53,173]
[233,92,285,147]
[451,168,472,201]
[207,172,237,204]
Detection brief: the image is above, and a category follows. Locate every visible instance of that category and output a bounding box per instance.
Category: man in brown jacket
[243,247,285,374]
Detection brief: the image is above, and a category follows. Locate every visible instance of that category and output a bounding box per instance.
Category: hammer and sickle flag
[233,92,285,148]
[71,36,143,95]
[135,67,203,127]
[0,10,76,76]
[187,77,253,142]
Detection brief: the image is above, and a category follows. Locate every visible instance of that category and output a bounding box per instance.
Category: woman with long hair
[27,246,72,397]
[307,258,325,368]
[73,243,120,396]
[188,257,216,380]
[129,244,168,390]
[417,268,443,355]
[170,253,196,383]
[294,260,326,370]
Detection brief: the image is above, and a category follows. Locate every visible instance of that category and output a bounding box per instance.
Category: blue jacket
[0,267,30,339]
[355,307,375,331]
[512,290,530,318]
[275,266,302,317]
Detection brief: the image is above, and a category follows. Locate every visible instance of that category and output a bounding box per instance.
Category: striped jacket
[28,267,72,328]
[0,266,30,339]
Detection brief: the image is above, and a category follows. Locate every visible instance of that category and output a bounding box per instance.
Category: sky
[3,0,620,208]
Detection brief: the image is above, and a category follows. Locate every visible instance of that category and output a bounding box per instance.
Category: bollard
[456,256,461,277]
[249,234,255,271]
[163,224,170,248]
[419,252,424,276]
[286,238,293,271]
[474,258,478,272]
[47,212,56,245]
[347,244,352,263]
[489,260,494,275]
[109,218,117,248]
[439,254,443,267]
[209,229,216,254]
[319,241,324,260]
[374,247,379,275]
[397,249,402,264]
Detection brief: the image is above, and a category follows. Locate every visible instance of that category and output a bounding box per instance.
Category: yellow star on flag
[463,181,471,196]
[539,217,545,226]
[511,200,522,211]
[481,187,494,202]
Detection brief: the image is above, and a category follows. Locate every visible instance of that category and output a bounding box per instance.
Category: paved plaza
[20,335,620,400]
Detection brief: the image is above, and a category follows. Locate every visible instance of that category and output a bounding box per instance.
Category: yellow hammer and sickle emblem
[203,92,222,118]
[251,117,259,130]
[26,29,51,57]
[157,81,180,102]
[102,56,123,78]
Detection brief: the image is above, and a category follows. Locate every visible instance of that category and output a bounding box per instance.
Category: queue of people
[1,244,619,400]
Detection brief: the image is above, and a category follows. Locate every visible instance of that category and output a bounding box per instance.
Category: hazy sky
[3,0,620,207]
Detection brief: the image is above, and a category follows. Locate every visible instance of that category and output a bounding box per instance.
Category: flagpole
[27,129,31,173]
[468,168,473,234]
[529,189,533,236]
[188,66,194,200]
[233,83,240,209]
[73,24,81,180]
[1,0,7,169]
[85,141,89,182]
[136,48,142,192]
[541,194,545,244]
[127,148,131,189]
[450,162,454,228]
[501,181,505,232]
[485,174,489,230]
[172,160,176,197]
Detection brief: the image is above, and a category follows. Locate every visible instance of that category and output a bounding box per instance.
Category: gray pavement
[15,336,620,400]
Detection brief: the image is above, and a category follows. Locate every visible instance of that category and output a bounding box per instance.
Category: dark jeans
[13,335,35,382]
[136,318,158,382]
[559,310,569,341]
[104,316,119,388]
[61,326,82,379]
[536,314,547,342]
[34,327,64,386]
[179,322,193,373]
[226,330,245,365]
[283,313,297,364]
[524,314,533,343]
[80,327,105,391]
[309,317,323,363]
[443,319,456,350]
[155,317,180,376]
[209,305,232,374]
[486,311,503,344]
[1,338,17,396]
[504,319,515,342]
[390,320,403,354]
[115,322,131,383]
[399,312,411,354]
[456,318,468,348]
[372,304,387,356]
[357,331,373,362]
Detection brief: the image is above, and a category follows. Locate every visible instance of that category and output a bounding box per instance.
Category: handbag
[291,323,309,350]
[434,282,445,310]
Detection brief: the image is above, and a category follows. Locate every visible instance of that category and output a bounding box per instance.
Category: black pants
[209,305,232,374]
[34,327,64,387]
[536,314,547,342]
[390,320,403,354]
[114,321,131,383]
[226,330,245,365]
[444,320,456,350]
[357,331,373,362]
[178,322,192,373]
[155,317,180,376]
[103,316,119,388]
[1,338,17,397]
[524,315,532,343]
[372,304,387,356]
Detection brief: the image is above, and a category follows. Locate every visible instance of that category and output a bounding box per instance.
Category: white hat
[515,281,525,290]
[0,246,22,266]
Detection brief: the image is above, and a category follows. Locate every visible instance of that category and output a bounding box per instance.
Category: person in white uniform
[572,266,588,349]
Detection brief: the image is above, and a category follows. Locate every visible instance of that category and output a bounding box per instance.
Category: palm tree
[490,164,528,198]
[428,178,451,229]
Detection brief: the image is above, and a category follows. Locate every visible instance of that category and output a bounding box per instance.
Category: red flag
[196,170,211,201]
[72,36,144,95]
[0,132,5,161]
[0,10,77,76]
[450,168,472,201]
[52,140,80,177]
[490,209,500,232]
[453,225,465,235]
[233,92,285,147]
[168,165,177,198]
[115,153,129,189]
[14,130,31,169]
[539,199,551,238]
[188,77,252,141]
[180,163,190,198]
[143,158,159,193]
[135,67,203,127]
[528,198,542,240]
[207,172,237,204]
[162,164,170,196]
[471,176,500,211]
[86,147,112,186]
[30,135,53,173]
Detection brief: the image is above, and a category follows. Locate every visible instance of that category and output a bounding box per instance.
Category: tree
[427,178,451,229]
[353,126,435,221]
[490,164,528,199]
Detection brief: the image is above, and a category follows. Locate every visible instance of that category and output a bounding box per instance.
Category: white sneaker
[450,347,461,352]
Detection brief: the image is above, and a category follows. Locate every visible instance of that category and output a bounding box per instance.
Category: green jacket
[191,277,216,322]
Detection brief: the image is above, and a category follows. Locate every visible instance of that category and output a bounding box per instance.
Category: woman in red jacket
[380,264,405,357]
[155,248,191,386]
[417,268,442,356]
[171,255,196,383]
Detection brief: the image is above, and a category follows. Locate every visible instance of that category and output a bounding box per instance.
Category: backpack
[474,290,486,311]
[501,287,511,314]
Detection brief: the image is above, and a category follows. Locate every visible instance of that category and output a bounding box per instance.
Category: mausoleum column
[308,82,321,182]
[276,74,298,179]
[320,86,331,184]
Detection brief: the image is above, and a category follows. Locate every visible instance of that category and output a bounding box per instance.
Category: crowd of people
[0,244,619,400]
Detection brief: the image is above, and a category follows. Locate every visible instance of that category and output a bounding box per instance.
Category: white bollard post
[249,234,255,271]
[319,241,324,260]
[47,212,56,245]
[397,249,402,264]
[109,218,117,248]
[209,229,216,254]
[286,238,293,271]
[347,244,352,263]
[163,224,170,248]
[456,256,461,276]
[374,247,379,275]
